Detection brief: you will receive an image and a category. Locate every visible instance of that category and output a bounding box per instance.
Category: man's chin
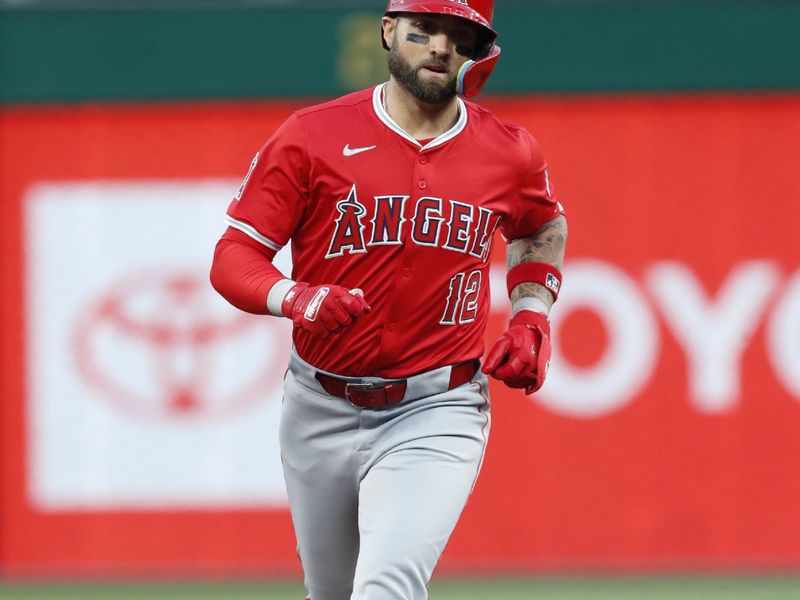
[411,75,457,104]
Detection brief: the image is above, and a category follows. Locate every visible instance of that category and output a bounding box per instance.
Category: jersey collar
[372,83,468,151]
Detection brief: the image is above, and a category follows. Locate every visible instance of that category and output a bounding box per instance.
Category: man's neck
[384,79,460,142]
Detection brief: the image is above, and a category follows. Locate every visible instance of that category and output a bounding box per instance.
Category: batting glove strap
[509,309,551,338]
[482,309,552,395]
[281,282,371,338]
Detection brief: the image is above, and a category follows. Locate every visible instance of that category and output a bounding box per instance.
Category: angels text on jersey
[326,184,499,262]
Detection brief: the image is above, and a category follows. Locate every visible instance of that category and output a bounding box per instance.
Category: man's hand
[281,283,371,338]
[482,310,551,394]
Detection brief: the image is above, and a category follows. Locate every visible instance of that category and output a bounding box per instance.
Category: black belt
[314,360,479,409]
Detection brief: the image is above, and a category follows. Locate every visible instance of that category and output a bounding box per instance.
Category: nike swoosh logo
[343,144,377,157]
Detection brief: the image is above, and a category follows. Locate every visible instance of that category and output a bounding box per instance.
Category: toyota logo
[73,269,288,420]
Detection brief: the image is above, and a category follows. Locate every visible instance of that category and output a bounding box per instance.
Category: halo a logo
[73,269,288,421]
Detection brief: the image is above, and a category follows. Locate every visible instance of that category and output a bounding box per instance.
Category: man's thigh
[280,370,363,600]
[352,378,491,600]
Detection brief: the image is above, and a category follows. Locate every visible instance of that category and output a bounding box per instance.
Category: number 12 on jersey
[440,269,482,326]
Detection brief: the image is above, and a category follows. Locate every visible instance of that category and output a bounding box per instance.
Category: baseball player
[210,1,568,598]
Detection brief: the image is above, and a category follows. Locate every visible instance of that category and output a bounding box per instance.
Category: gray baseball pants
[280,350,491,600]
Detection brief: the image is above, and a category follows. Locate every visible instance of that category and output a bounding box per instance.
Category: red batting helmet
[383,0,501,98]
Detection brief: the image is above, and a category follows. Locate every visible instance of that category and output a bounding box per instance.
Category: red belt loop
[448,359,479,390]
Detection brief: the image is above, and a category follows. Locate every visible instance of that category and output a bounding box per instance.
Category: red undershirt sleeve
[210,227,285,315]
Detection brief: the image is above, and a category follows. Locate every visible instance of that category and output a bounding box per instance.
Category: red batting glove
[281,283,371,338]
[482,310,552,394]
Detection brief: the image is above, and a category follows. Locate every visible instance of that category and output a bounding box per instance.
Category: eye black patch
[456,45,473,58]
[406,33,430,45]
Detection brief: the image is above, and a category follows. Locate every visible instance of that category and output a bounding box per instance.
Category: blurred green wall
[1,1,799,103]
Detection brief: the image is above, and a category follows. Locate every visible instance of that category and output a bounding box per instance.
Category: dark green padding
[0,1,798,103]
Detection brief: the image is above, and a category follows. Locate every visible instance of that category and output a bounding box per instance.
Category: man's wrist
[511,296,550,317]
[267,278,298,317]
[506,261,562,303]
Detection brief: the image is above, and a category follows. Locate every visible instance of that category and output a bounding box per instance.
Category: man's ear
[381,16,397,50]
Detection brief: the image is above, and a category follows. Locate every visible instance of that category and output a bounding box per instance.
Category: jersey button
[419,156,428,164]
[387,323,397,332]
[418,180,427,189]
[402,267,412,278]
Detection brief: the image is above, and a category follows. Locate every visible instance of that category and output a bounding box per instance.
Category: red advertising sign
[2,94,800,576]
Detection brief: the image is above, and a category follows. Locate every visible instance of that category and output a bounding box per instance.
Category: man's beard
[388,46,458,105]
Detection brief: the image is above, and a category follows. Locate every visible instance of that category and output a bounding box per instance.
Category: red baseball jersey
[226,84,562,377]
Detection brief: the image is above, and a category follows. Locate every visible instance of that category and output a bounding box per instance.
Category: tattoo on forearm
[506,215,568,305]
[507,216,567,270]
[510,282,554,307]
